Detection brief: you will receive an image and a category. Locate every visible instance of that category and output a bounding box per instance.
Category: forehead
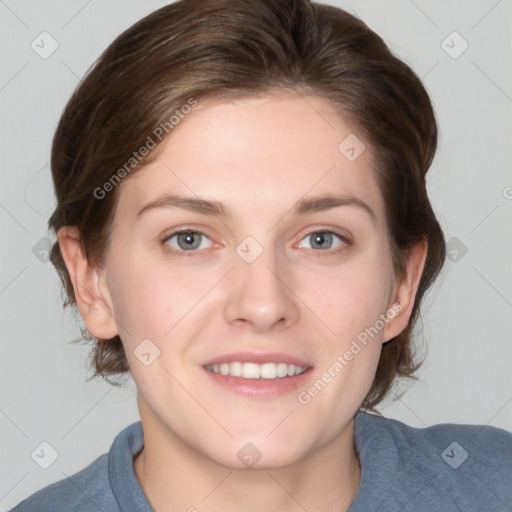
[116,94,385,223]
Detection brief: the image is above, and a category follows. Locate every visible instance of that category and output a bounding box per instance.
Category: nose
[223,246,300,333]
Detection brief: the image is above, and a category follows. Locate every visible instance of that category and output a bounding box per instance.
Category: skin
[59,92,426,512]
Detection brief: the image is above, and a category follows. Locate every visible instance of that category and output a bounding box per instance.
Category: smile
[205,362,308,379]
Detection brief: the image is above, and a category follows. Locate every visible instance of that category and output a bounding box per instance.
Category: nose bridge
[224,236,299,331]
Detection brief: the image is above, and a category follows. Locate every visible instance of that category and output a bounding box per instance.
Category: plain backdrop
[1,0,511,509]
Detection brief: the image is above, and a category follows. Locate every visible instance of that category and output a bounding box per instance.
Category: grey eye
[165,231,212,251]
[300,231,343,251]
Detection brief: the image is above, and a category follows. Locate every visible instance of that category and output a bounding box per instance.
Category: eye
[163,230,213,253]
[297,230,349,253]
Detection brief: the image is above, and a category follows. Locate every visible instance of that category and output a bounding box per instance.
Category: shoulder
[8,454,117,512]
[351,411,512,512]
[9,421,146,512]
[357,410,512,459]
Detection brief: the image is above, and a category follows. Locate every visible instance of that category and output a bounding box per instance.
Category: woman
[11,0,511,510]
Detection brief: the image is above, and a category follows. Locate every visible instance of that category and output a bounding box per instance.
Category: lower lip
[202,366,313,398]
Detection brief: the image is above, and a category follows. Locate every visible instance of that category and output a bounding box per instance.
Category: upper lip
[203,352,312,368]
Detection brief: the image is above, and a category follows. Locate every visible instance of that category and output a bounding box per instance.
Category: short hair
[48,0,446,410]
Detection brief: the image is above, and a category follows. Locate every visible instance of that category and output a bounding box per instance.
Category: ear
[57,226,119,340]
[382,239,428,343]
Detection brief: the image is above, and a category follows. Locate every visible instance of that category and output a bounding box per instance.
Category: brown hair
[49,0,445,410]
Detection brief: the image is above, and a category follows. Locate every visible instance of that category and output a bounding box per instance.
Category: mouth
[202,352,313,398]
[205,361,308,379]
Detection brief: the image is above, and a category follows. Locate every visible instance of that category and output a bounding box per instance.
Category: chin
[202,434,312,471]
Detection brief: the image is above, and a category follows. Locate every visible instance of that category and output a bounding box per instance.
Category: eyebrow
[137,193,376,222]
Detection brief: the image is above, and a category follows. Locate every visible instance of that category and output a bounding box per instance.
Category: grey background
[1,0,511,509]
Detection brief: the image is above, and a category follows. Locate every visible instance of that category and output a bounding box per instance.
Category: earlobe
[382,239,428,343]
[57,226,119,340]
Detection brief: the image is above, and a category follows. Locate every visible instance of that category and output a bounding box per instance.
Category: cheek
[106,250,220,345]
[302,252,394,342]
[105,252,168,340]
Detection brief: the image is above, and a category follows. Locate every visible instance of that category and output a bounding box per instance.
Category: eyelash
[161,229,351,258]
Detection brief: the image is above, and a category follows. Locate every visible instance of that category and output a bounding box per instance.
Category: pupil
[313,232,331,249]
[179,232,200,250]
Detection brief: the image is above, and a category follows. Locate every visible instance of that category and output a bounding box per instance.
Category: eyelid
[296,226,352,244]
[161,228,217,257]
[161,227,212,243]
[161,226,352,257]
[295,229,351,252]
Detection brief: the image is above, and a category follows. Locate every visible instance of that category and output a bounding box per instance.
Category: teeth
[242,363,261,379]
[205,362,308,379]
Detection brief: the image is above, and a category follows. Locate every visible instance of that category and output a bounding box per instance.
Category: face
[95,93,406,469]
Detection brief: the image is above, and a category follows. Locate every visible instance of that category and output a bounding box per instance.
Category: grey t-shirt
[10,411,512,511]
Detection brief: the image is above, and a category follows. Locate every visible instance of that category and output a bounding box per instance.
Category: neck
[133,401,361,512]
